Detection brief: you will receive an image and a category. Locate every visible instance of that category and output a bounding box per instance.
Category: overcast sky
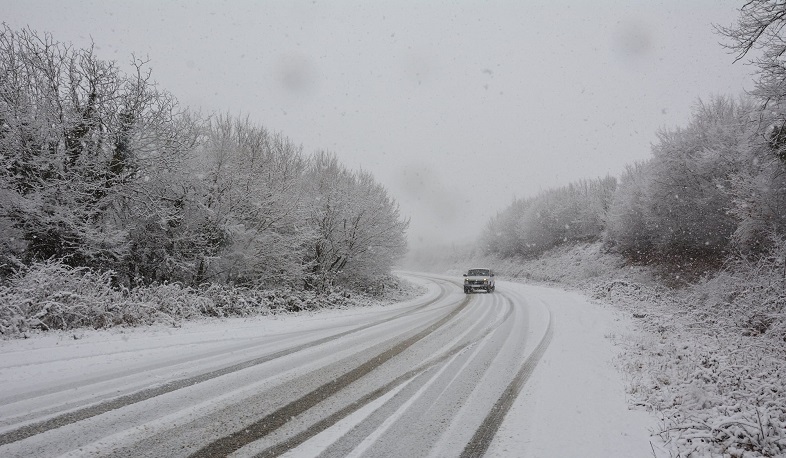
[3,0,754,249]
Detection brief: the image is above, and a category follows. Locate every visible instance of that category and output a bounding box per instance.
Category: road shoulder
[487,283,657,458]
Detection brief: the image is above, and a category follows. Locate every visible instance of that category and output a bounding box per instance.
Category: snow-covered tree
[483,177,616,259]
[483,198,531,257]
[0,25,200,283]
[604,96,764,268]
[0,25,408,292]
[604,162,654,260]
[304,152,408,291]
[728,124,786,254]
[191,114,309,287]
[643,97,755,264]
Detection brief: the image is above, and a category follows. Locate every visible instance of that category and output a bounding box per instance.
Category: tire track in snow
[0,287,451,409]
[251,294,514,457]
[316,294,514,458]
[0,283,452,447]
[460,295,554,458]
[0,333,302,408]
[189,293,473,457]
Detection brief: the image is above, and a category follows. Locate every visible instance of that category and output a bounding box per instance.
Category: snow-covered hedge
[0,260,420,337]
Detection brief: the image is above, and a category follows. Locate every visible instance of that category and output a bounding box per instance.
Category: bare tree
[718,2,786,161]
[717,5,786,256]
[719,1,786,104]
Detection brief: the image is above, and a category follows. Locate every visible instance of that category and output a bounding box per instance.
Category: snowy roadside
[0,260,425,339]
[487,282,658,458]
[0,281,436,410]
[442,243,786,457]
[3,271,660,457]
[3,257,783,456]
[597,283,786,457]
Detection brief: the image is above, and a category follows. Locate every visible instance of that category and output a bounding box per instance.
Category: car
[463,268,496,293]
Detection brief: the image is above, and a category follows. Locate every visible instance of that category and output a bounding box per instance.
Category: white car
[463,268,496,293]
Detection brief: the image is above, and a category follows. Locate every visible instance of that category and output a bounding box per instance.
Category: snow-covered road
[0,274,656,457]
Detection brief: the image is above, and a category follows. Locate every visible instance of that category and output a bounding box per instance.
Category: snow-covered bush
[0,261,214,333]
[0,260,122,333]
[684,245,786,343]
[618,327,786,457]
[0,260,422,337]
[128,283,215,323]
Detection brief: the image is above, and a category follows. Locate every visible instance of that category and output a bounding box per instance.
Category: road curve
[0,273,553,457]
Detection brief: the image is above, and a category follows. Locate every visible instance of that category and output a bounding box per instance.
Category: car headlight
[464,278,469,283]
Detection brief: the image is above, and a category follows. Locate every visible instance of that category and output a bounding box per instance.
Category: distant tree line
[491,101,786,276]
[0,25,408,292]
[483,92,786,273]
[483,177,616,259]
[483,0,786,273]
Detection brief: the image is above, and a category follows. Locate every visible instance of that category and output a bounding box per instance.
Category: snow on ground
[439,244,786,457]
[487,283,657,457]
[0,286,435,409]
[0,275,659,456]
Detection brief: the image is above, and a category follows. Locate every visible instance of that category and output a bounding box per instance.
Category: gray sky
[2,0,754,249]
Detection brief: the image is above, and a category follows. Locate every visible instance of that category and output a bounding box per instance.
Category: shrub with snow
[0,260,423,337]
[0,260,122,333]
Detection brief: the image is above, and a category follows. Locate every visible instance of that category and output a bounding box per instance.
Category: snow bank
[0,260,424,338]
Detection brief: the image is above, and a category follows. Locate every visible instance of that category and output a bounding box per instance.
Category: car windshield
[467,269,490,276]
